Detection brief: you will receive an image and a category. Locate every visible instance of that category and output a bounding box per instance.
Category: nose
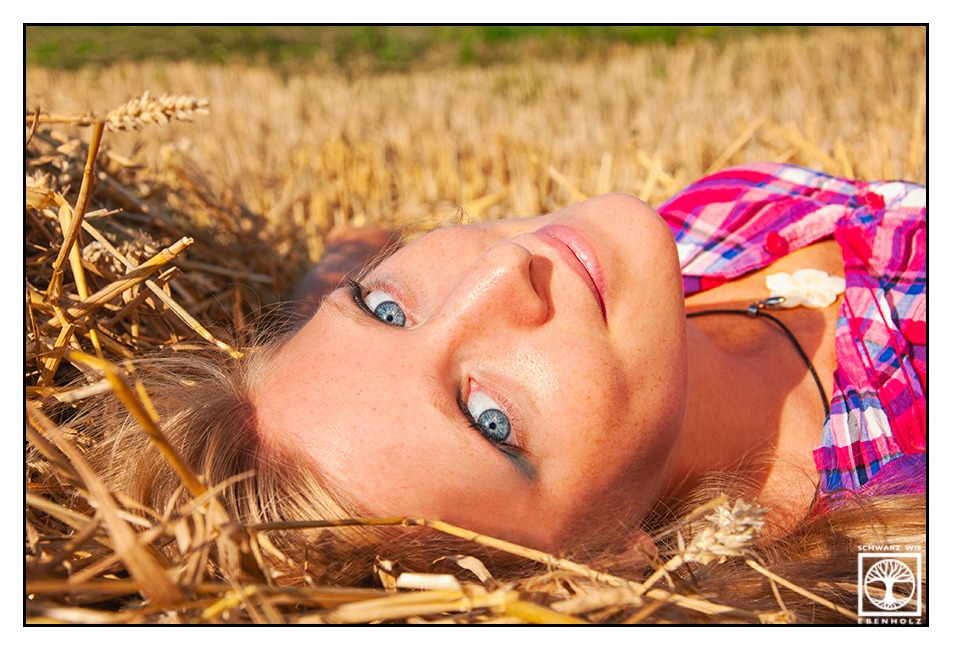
[432,241,550,336]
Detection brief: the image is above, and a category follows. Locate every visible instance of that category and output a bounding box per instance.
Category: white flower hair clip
[764,268,846,309]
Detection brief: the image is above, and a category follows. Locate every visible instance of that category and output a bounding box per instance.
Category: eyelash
[346,277,368,306]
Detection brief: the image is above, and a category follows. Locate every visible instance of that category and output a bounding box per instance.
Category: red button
[765,231,788,255]
[864,191,885,210]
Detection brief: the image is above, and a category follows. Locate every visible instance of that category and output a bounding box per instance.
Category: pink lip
[535,224,607,322]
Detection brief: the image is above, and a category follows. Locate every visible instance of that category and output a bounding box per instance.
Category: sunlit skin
[254,193,839,550]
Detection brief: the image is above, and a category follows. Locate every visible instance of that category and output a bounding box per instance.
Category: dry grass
[25,26,925,624]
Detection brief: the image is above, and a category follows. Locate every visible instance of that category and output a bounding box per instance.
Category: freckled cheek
[546,352,630,454]
[511,345,558,397]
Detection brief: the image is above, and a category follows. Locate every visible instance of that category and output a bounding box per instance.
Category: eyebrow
[324,289,538,482]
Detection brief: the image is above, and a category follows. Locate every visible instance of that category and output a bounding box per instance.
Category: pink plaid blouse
[657,163,926,497]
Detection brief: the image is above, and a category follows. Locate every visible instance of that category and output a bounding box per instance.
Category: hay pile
[25,28,925,624]
[20,97,862,626]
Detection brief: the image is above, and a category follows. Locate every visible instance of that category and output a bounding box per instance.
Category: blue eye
[467,391,511,444]
[364,289,406,327]
[460,385,535,480]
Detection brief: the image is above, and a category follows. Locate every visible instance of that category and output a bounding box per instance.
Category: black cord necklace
[686,297,831,418]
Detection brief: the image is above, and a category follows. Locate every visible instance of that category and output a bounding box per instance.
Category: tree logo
[858,553,921,617]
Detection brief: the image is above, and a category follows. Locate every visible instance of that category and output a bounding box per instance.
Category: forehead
[255,308,455,499]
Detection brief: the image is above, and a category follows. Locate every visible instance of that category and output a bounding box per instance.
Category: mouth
[535,224,607,322]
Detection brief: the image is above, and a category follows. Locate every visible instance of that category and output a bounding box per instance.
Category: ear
[628,529,660,565]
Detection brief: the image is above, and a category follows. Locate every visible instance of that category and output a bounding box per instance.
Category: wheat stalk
[643,498,768,592]
[106,90,210,131]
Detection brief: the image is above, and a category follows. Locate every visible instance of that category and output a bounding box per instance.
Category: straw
[25,26,925,624]
[47,120,104,300]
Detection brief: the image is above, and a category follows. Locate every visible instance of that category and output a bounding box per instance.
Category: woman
[77,163,925,607]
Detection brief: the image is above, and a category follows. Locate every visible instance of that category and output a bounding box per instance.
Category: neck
[661,318,821,522]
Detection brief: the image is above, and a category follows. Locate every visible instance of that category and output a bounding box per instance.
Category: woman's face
[255,194,689,550]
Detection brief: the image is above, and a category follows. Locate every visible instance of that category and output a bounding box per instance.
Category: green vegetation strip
[26,25,803,72]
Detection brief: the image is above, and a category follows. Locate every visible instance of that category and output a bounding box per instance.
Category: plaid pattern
[657,163,926,495]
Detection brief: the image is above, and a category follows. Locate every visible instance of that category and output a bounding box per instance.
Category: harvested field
[25,26,926,624]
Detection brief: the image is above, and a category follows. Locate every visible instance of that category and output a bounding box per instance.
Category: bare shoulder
[685,239,845,310]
